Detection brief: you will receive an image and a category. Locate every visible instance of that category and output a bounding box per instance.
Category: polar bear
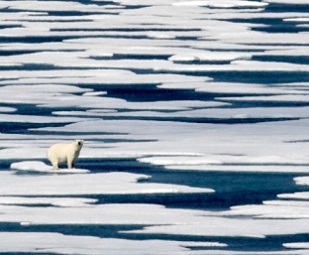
[47,140,83,170]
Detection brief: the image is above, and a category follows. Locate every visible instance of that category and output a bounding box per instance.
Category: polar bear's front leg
[67,157,74,169]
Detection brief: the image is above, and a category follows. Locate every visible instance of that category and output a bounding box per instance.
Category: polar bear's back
[47,143,72,163]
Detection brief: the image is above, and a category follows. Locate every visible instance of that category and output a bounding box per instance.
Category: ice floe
[0,167,214,196]
[225,201,309,219]
[173,0,268,8]
[124,213,309,238]
[264,0,309,3]
[284,242,309,249]
[1,0,309,254]
[0,118,305,173]
[0,232,222,255]
[294,176,309,185]
[0,196,97,207]
[0,201,309,241]
[278,192,309,200]
[0,107,16,113]
[1,1,113,13]
[10,161,89,173]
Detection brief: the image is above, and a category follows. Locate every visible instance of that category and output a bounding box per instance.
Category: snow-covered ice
[1,0,309,254]
[0,232,220,255]
[3,165,214,195]
[10,161,89,173]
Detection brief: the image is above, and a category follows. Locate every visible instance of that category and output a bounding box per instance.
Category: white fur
[47,140,83,170]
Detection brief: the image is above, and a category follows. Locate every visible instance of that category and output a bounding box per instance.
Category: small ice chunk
[284,242,309,249]
[11,161,53,172]
[0,107,16,113]
[10,161,89,174]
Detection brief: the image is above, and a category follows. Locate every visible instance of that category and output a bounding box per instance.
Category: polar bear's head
[74,139,84,150]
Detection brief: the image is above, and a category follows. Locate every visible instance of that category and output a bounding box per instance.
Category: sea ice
[0,107,16,113]
[173,0,268,8]
[284,242,309,249]
[278,192,309,200]
[1,0,309,254]
[0,196,97,207]
[294,176,309,186]
[2,166,214,196]
[0,232,215,255]
[264,0,308,3]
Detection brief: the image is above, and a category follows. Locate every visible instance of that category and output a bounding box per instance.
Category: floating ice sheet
[284,242,309,249]
[278,192,309,200]
[0,196,97,207]
[294,176,309,186]
[1,1,114,12]
[173,0,268,8]
[225,201,309,219]
[124,213,309,238]
[2,166,214,196]
[264,0,309,3]
[25,118,309,173]
[0,232,225,255]
[1,0,309,254]
[0,107,16,113]
[0,201,308,240]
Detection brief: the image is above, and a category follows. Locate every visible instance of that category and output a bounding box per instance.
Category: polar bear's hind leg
[52,160,60,170]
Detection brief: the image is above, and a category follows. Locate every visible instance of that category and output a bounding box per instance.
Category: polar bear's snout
[76,140,83,146]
